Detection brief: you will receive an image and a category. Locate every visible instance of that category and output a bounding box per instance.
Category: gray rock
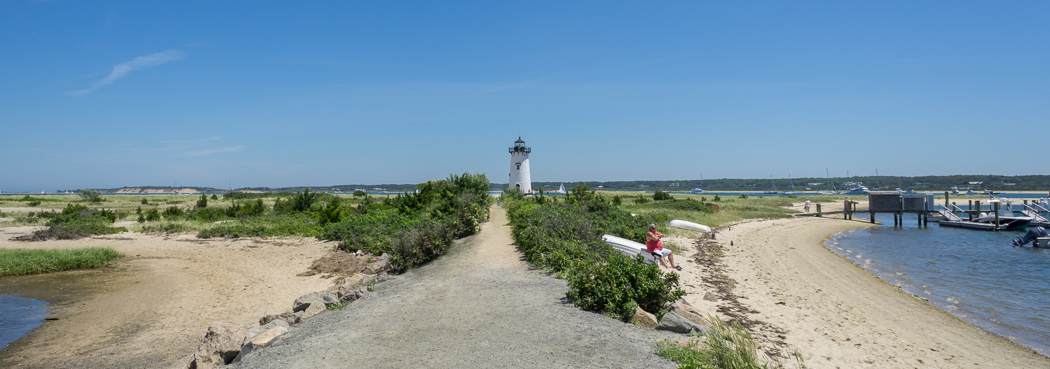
[189,322,245,369]
[327,273,369,298]
[321,292,340,305]
[292,292,325,312]
[669,300,714,334]
[364,253,391,274]
[260,312,301,326]
[656,311,708,335]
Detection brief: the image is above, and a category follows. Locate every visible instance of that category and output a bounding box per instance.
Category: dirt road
[231,206,679,368]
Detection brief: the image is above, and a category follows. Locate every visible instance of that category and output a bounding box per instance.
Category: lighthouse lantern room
[508,137,532,193]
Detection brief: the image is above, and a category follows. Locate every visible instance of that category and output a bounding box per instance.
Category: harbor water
[0,295,48,350]
[827,212,1050,356]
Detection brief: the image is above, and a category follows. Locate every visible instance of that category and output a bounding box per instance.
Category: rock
[364,253,391,274]
[244,320,290,343]
[656,311,709,335]
[233,322,290,363]
[321,292,340,305]
[703,292,718,302]
[260,312,301,326]
[328,273,369,297]
[630,307,658,329]
[669,300,714,334]
[292,292,326,312]
[189,322,246,369]
[301,301,327,319]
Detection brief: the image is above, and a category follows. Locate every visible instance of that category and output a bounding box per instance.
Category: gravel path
[231,206,680,368]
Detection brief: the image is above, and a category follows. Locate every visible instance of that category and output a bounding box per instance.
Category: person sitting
[645,224,680,271]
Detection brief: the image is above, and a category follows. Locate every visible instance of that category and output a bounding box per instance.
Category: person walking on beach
[646,224,680,271]
[804,199,811,212]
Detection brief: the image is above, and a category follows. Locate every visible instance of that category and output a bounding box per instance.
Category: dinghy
[602,234,656,264]
[667,219,712,233]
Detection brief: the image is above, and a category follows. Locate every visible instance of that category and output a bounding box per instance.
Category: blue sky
[2,2,1048,191]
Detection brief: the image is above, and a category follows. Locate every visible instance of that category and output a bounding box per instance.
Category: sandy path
[675,216,1050,368]
[0,230,334,368]
[232,206,680,368]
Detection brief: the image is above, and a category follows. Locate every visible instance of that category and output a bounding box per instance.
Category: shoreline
[673,215,1050,368]
[0,231,334,368]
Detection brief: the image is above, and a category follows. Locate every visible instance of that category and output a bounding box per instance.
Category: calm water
[0,295,49,350]
[828,212,1050,356]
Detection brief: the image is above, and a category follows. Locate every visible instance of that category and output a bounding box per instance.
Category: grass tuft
[0,247,125,276]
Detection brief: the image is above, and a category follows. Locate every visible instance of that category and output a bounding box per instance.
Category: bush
[191,207,227,222]
[197,193,208,209]
[141,198,149,205]
[353,190,368,197]
[79,190,105,203]
[162,206,185,219]
[144,208,161,222]
[225,199,268,218]
[611,195,622,206]
[654,190,673,201]
[198,213,320,238]
[324,172,492,272]
[17,204,126,241]
[504,186,684,321]
[633,195,651,204]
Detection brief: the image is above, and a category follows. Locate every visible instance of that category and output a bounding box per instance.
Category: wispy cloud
[183,146,246,156]
[68,50,185,96]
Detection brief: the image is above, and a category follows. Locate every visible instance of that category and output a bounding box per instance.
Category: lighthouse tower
[508,137,532,193]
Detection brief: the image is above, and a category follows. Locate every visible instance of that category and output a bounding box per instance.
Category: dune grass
[0,247,125,277]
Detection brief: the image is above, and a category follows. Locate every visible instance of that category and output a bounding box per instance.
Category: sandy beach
[0,228,334,368]
[671,202,1050,368]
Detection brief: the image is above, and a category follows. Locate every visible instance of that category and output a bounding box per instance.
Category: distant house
[807,182,823,186]
[1004,183,1017,186]
[969,181,983,185]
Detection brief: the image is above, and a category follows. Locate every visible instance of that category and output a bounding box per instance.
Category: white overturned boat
[602,234,656,264]
[667,219,712,233]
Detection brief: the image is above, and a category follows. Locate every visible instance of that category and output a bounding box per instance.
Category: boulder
[364,253,391,274]
[260,312,301,326]
[321,292,340,305]
[244,320,290,343]
[327,273,369,298]
[630,307,658,329]
[232,321,290,363]
[669,300,714,333]
[656,311,709,335]
[292,292,326,312]
[300,301,327,319]
[189,322,245,369]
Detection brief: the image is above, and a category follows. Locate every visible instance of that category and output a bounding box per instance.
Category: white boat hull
[668,219,712,233]
[602,234,656,264]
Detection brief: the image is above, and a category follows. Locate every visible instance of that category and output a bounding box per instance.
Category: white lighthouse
[508,137,532,193]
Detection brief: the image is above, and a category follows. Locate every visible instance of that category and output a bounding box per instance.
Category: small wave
[947,296,960,304]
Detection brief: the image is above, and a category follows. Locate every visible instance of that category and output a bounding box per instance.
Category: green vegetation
[0,247,124,276]
[502,184,683,321]
[323,173,493,271]
[658,316,804,369]
[78,189,105,203]
[18,204,127,241]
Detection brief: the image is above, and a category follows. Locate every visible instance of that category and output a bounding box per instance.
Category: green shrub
[353,190,368,197]
[191,207,227,222]
[27,200,41,207]
[713,194,722,201]
[634,195,651,204]
[141,198,149,205]
[18,204,126,240]
[79,189,105,203]
[612,195,623,206]
[504,187,684,321]
[210,194,219,200]
[196,193,208,209]
[141,223,189,234]
[162,206,185,219]
[144,208,161,222]
[324,173,492,272]
[654,190,673,201]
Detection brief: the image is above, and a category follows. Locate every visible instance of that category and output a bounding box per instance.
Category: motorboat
[691,187,705,194]
[973,198,1033,231]
[844,186,869,195]
[1013,227,1050,247]
[950,186,961,195]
